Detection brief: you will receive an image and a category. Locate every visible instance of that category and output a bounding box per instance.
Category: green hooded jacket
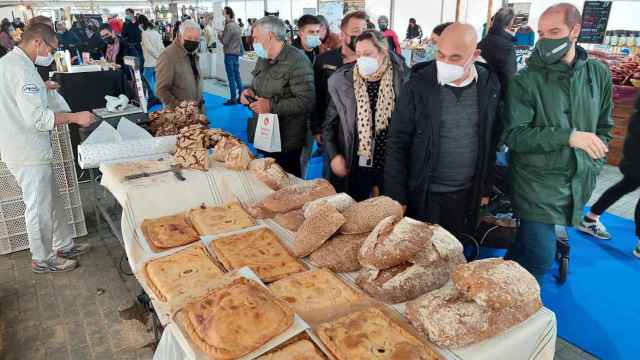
[502,46,613,226]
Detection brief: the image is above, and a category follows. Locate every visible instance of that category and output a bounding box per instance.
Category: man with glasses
[0,24,95,273]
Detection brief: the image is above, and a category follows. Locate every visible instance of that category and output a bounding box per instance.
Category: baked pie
[143,244,224,302]
[141,212,200,251]
[317,307,440,360]
[256,339,326,360]
[209,228,306,282]
[186,202,256,236]
[183,277,294,360]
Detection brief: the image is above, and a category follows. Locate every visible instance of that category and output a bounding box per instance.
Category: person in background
[385,23,500,241]
[0,24,95,273]
[26,16,53,29]
[418,22,452,63]
[317,15,341,53]
[324,30,409,201]
[514,24,536,47]
[0,19,15,51]
[111,14,124,35]
[140,15,165,96]
[406,18,423,41]
[240,16,315,177]
[56,22,80,53]
[219,6,244,105]
[283,19,295,44]
[238,18,245,33]
[99,24,129,66]
[173,20,182,41]
[203,15,216,49]
[578,96,640,257]
[502,3,613,283]
[478,7,517,92]
[156,20,203,108]
[122,8,144,69]
[242,18,253,50]
[377,15,401,55]
[292,15,322,64]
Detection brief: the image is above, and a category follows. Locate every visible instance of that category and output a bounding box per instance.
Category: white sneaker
[32,255,78,273]
[577,218,612,240]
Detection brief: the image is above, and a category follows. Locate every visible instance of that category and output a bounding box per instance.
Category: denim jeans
[143,67,156,96]
[224,54,243,100]
[505,219,558,284]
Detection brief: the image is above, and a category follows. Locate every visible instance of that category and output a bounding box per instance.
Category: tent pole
[487,0,494,26]
[455,0,461,21]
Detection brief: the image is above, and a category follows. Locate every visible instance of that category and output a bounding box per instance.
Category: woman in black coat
[579,96,640,257]
[477,7,516,91]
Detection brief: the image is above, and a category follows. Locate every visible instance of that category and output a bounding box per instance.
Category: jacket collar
[14,46,35,67]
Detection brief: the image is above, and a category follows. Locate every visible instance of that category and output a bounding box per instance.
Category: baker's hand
[240,88,255,105]
[74,111,96,128]
[314,133,323,145]
[45,81,60,91]
[330,155,348,177]
[569,131,608,160]
[249,97,272,114]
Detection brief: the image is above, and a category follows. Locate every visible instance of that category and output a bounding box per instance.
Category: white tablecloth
[100,159,557,360]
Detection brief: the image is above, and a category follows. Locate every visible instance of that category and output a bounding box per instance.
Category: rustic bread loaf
[302,193,356,218]
[224,143,253,171]
[273,209,306,232]
[212,137,240,162]
[258,179,336,214]
[339,196,403,234]
[358,216,433,270]
[308,233,369,273]
[248,158,290,190]
[292,203,345,257]
[405,259,542,348]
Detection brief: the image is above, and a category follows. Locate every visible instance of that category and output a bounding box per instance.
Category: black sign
[578,1,612,44]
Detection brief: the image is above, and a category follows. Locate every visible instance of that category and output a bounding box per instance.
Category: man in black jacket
[385,23,500,240]
[477,7,517,92]
[122,9,144,71]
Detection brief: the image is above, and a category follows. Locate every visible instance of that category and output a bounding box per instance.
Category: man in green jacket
[503,3,613,283]
[241,16,315,177]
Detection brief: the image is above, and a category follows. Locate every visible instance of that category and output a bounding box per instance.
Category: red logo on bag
[263,117,270,126]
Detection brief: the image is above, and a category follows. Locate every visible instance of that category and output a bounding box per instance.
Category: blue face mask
[305,35,321,48]
[254,42,268,59]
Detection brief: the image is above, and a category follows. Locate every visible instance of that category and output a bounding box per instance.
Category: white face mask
[436,54,474,85]
[35,44,54,67]
[357,56,380,77]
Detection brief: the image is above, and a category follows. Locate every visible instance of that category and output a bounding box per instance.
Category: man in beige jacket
[156,20,203,108]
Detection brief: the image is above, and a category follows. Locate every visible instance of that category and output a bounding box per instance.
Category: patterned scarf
[106,36,120,64]
[353,55,394,159]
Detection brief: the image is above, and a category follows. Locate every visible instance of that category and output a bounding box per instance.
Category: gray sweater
[221,20,243,55]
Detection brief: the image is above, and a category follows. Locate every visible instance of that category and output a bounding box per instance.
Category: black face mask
[347,36,358,52]
[102,36,115,45]
[183,40,199,53]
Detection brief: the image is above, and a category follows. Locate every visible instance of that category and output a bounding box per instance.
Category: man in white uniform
[0,24,95,273]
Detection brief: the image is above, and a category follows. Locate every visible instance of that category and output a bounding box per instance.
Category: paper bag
[253,113,282,153]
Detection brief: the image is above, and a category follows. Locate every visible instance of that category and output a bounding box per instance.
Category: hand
[249,97,272,114]
[314,133,323,145]
[240,88,255,105]
[330,155,348,177]
[45,81,60,90]
[73,111,96,128]
[480,197,490,207]
[569,131,608,160]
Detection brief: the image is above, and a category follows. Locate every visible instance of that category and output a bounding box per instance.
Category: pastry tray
[172,266,311,360]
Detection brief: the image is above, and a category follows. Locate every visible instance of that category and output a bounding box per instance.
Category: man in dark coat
[384,23,500,241]
[578,95,640,257]
[477,7,517,92]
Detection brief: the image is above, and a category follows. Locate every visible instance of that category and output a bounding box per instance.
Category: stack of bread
[149,101,208,136]
[246,179,337,219]
[174,125,253,171]
[405,258,542,348]
[355,216,467,304]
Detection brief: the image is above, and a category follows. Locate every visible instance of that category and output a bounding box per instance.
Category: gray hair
[254,16,287,42]
[180,19,201,35]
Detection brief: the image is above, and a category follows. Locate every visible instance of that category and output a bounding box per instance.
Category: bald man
[502,3,612,283]
[385,23,501,241]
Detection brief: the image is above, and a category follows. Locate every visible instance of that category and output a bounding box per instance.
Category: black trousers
[424,189,471,239]
[259,148,303,178]
[590,174,640,237]
[346,165,383,202]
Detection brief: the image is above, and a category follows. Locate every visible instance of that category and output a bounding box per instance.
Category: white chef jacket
[0,47,55,166]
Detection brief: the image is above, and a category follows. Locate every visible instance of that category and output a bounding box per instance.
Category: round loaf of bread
[359,216,433,270]
[302,193,356,218]
[259,179,336,214]
[224,144,253,171]
[308,233,369,273]
[248,158,290,190]
[339,196,403,235]
[292,203,345,257]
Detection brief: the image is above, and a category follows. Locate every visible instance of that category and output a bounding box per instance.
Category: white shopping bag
[253,113,282,153]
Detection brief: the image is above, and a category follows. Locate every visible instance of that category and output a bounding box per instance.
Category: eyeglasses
[42,40,57,54]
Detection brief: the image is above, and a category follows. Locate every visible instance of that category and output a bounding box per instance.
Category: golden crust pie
[143,244,224,302]
[183,278,294,360]
[268,269,363,321]
[317,307,440,360]
[141,213,200,251]
[256,339,326,360]
[186,202,256,236]
[210,228,306,282]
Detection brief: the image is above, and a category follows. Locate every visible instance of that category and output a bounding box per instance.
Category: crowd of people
[0,2,638,282]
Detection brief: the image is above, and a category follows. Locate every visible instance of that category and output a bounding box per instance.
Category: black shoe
[223,99,237,106]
